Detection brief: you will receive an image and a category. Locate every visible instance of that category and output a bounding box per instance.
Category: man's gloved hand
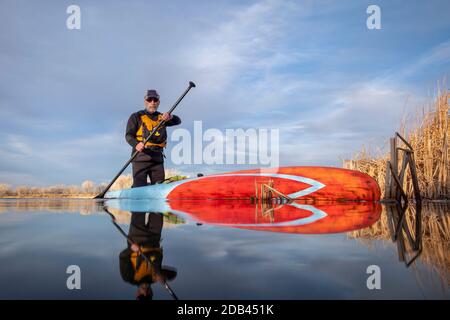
[161,112,173,121]
[131,243,141,253]
[135,142,145,152]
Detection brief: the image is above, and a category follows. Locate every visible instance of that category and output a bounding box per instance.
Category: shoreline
[0,195,96,199]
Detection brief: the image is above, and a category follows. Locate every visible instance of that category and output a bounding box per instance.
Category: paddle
[94,81,196,199]
[103,207,179,300]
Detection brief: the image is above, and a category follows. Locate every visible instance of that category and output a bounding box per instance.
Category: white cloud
[186,0,303,92]
[0,132,126,186]
[388,40,450,81]
[276,79,429,166]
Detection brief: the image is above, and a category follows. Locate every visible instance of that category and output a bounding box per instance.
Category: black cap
[145,89,160,100]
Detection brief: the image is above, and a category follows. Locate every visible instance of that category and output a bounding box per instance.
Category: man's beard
[146,105,158,113]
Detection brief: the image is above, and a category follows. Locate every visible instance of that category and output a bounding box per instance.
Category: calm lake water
[0,199,448,300]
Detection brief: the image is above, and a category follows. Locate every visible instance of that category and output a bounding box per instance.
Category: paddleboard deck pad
[105,166,381,201]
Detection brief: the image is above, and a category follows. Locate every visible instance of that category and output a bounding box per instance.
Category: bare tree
[110,174,132,191]
[67,185,80,195]
[81,180,95,193]
[95,182,108,194]
[16,185,31,196]
[47,185,65,195]
[0,184,11,196]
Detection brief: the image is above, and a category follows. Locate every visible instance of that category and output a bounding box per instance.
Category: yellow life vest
[130,247,162,282]
[136,114,167,148]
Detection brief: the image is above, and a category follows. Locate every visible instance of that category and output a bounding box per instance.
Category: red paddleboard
[105,166,381,201]
[106,199,382,234]
[168,200,381,234]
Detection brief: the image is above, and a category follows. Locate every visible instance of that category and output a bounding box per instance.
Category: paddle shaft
[95,82,195,199]
[104,208,179,300]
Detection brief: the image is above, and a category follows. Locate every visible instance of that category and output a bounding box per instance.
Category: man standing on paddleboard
[125,89,181,187]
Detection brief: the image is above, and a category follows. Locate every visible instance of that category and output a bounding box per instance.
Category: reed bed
[348,203,450,286]
[345,89,449,200]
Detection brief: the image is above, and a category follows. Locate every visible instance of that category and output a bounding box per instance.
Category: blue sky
[1,0,449,186]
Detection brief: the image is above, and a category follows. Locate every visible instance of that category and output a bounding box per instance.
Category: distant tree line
[0,181,103,197]
[0,169,187,198]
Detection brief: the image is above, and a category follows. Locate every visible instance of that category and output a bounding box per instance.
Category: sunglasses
[146,97,159,103]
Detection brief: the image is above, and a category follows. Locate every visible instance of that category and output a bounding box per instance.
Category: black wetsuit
[125,110,181,187]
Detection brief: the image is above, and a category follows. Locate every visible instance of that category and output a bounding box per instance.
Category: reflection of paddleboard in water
[105,199,382,234]
[105,166,381,201]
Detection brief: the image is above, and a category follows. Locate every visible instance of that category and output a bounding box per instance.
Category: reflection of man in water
[119,212,177,300]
